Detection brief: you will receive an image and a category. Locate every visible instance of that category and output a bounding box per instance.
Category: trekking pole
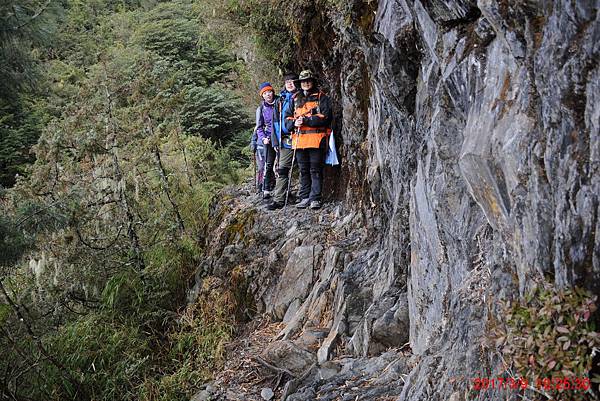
[284,128,299,207]
[276,101,283,176]
[262,142,269,198]
[280,99,285,169]
[252,149,257,192]
[251,127,258,192]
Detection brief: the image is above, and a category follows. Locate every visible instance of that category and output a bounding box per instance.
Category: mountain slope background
[1,1,599,401]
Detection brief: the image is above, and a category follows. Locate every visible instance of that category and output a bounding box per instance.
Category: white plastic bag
[325,131,339,166]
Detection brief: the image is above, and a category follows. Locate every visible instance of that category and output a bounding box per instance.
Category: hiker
[283,70,332,210]
[266,72,299,210]
[255,82,278,197]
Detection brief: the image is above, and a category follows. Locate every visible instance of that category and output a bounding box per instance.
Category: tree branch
[74,219,124,251]
[2,0,52,32]
[0,280,88,398]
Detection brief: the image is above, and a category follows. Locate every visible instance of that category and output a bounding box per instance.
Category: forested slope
[2,1,599,401]
[1,1,258,400]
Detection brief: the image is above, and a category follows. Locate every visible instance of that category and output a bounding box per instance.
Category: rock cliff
[191,1,599,400]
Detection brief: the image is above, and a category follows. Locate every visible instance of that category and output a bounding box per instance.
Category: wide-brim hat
[295,69,315,83]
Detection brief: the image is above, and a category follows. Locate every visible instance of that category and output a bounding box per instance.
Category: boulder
[269,246,318,320]
[262,340,316,376]
[371,293,409,348]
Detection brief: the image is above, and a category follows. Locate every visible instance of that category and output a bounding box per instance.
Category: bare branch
[74,219,124,251]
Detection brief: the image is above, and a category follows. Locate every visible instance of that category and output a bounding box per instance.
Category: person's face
[262,90,274,102]
[285,79,296,92]
[301,80,313,91]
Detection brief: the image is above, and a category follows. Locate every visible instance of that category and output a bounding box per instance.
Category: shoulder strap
[317,91,322,114]
[257,103,267,131]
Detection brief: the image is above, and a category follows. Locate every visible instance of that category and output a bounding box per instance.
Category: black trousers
[263,143,277,191]
[296,139,326,202]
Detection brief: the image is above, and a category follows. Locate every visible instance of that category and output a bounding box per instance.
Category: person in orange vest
[283,70,332,209]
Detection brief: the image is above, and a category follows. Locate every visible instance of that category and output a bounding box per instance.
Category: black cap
[283,72,298,82]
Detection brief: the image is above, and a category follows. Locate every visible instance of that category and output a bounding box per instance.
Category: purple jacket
[255,99,276,143]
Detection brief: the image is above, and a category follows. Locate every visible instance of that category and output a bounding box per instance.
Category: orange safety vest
[290,91,332,149]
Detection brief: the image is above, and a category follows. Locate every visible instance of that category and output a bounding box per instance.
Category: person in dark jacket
[255,82,278,197]
[283,70,332,209]
[266,72,298,210]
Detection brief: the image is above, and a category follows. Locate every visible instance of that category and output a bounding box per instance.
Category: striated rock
[191,1,598,400]
[287,351,408,401]
[279,0,595,399]
[296,328,329,351]
[347,291,410,356]
[371,293,410,349]
[282,298,301,323]
[317,361,341,380]
[269,245,319,320]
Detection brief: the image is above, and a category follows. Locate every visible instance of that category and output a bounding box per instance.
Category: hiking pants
[263,143,276,191]
[272,147,294,203]
[296,139,326,202]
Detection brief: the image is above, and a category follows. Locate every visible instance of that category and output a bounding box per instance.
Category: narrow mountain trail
[187,185,414,401]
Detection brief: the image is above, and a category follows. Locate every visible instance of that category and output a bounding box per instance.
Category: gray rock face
[262,340,315,376]
[190,1,598,400]
[268,245,319,320]
[287,351,407,401]
[371,293,409,348]
[313,0,597,400]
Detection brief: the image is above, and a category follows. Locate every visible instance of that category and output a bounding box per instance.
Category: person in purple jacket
[255,82,278,197]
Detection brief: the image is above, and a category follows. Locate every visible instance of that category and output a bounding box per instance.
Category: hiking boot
[266,201,284,211]
[310,200,322,210]
[263,190,272,199]
[295,198,310,209]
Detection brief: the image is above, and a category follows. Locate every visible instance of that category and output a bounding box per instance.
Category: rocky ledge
[191,0,598,400]
[188,186,414,400]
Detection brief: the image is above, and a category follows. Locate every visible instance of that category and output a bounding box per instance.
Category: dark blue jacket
[272,89,296,149]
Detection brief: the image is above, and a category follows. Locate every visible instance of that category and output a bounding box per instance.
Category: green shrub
[40,314,152,401]
[132,2,199,61]
[490,283,600,400]
[1,0,255,400]
[101,269,145,312]
[181,86,251,144]
[224,0,294,67]
[136,276,237,401]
